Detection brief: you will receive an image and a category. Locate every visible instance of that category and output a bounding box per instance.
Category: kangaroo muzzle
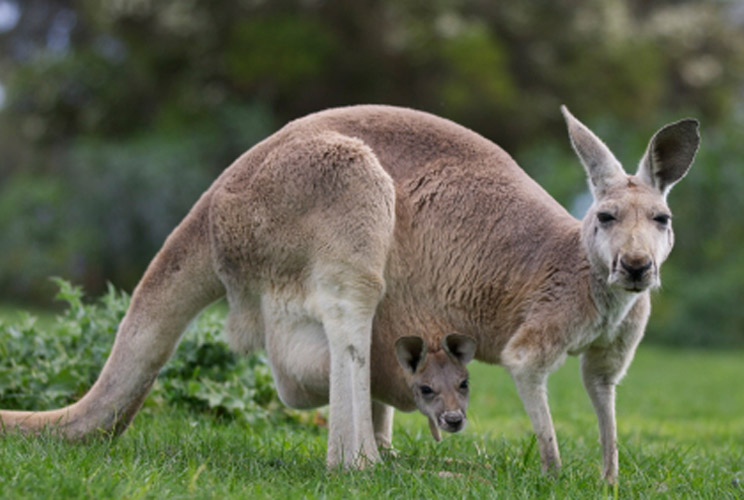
[438,410,466,433]
[610,252,657,291]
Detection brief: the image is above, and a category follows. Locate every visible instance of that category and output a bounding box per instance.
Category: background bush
[0,279,290,424]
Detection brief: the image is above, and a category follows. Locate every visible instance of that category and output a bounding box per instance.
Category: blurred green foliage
[0,0,743,346]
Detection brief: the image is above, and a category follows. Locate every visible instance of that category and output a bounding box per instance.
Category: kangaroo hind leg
[212,131,396,468]
[306,133,396,469]
[314,263,387,469]
[372,401,395,451]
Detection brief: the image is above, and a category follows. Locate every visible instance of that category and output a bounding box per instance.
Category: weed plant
[0,279,287,423]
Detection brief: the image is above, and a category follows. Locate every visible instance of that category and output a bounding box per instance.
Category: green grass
[1,346,743,499]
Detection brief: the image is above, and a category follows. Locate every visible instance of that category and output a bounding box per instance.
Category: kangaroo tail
[0,191,225,438]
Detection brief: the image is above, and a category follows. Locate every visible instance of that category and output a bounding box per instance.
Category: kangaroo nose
[620,255,652,281]
[444,414,462,425]
[441,411,464,430]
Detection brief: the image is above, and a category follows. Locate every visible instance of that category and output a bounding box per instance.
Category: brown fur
[0,105,699,480]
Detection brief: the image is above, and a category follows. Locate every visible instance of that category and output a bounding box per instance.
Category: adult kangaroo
[0,105,698,482]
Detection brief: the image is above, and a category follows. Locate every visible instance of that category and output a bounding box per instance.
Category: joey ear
[636,118,699,198]
[395,336,427,374]
[442,333,477,365]
[561,105,625,196]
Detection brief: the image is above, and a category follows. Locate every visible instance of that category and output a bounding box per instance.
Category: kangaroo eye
[420,385,434,396]
[597,212,616,224]
[653,214,671,226]
[460,379,469,390]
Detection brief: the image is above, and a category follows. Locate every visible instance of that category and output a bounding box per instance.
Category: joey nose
[441,411,464,432]
[444,413,462,425]
[620,255,652,281]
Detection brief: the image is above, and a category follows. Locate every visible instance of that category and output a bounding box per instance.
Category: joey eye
[420,385,434,396]
[459,379,469,390]
[597,212,616,224]
[653,214,671,226]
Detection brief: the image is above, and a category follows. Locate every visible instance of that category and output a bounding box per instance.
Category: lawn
[1,343,742,499]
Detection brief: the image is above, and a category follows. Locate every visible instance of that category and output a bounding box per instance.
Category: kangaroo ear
[395,336,427,374]
[442,333,477,365]
[636,118,699,198]
[561,105,625,197]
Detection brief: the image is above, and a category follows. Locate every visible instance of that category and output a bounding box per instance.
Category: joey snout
[426,409,467,442]
[440,410,466,432]
[421,392,469,442]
